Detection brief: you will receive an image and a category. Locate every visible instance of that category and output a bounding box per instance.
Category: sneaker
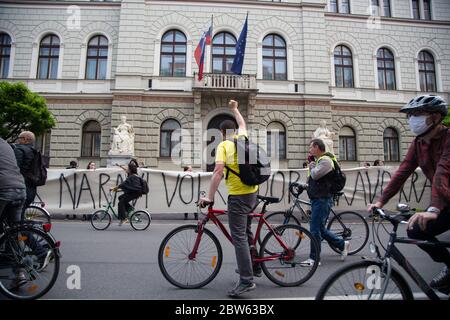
[9,272,27,290]
[341,241,350,261]
[235,268,262,278]
[430,266,450,294]
[227,281,256,297]
[118,218,129,226]
[300,258,321,267]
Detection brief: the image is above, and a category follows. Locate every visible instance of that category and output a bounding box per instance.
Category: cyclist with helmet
[368,95,450,295]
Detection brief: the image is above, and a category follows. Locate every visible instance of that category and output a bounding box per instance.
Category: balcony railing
[193,73,257,90]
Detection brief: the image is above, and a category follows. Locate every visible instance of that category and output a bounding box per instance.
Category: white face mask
[408,115,432,136]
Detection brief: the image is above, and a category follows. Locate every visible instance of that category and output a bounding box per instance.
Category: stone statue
[313,120,335,154]
[109,115,135,156]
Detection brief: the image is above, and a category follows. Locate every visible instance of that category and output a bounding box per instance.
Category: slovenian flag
[194,21,213,81]
[194,34,206,80]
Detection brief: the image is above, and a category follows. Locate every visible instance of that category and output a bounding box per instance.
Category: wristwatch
[427,207,441,214]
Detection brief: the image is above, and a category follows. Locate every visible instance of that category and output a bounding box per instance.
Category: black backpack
[323,152,346,194]
[27,149,47,187]
[225,135,271,186]
[139,177,149,195]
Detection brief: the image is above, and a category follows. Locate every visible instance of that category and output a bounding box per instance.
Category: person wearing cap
[368,95,450,295]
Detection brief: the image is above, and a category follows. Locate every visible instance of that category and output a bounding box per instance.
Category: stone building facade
[0,0,449,170]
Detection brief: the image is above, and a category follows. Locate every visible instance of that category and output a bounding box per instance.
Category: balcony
[193,73,258,94]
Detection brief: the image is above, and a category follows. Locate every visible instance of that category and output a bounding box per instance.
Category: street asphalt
[1,216,447,301]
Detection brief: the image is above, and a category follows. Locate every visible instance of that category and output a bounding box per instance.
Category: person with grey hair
[13,131,38,219]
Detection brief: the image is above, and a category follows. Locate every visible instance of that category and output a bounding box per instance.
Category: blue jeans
[309,197,344,261]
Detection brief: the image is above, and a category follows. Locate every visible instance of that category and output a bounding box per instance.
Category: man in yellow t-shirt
[199,100,259,298]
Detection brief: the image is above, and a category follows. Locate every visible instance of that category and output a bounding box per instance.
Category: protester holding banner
[368,95,450,295]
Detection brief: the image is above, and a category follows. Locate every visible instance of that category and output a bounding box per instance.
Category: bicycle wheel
[259,224,319,287]
[90,210,112,230]
[327,211,369,255]
[315,260,413,300]
[130,210,151,231]
[0,226,60,300]
[24,205,51,224]
[258,211,301,247]
[158,225,222,289]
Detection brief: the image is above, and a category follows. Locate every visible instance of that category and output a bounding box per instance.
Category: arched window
[334,45,354,88]
[160,30,186,77]
[339,126,356,161]
[212,32,236,74]
[160,119,181,157]
[0,33,11,79]
[377,48,396,90]
[37,34,59,79]
[86,35,108,80]
[81,121,101,157]
[383,127,399,162]
[262,34,287,80]
[418,51,436,92]
[267,122,286,159]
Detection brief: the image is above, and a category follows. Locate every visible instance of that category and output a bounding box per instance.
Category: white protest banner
[35,167,431,215]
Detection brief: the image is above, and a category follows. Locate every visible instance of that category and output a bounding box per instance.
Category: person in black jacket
[113,161,142,226]
[13,131,37,219]
[302,139,349,266]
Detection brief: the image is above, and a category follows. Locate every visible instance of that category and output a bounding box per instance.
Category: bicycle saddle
[257,195,280,204]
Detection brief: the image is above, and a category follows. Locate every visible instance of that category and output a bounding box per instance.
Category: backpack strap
[225,137,240,180]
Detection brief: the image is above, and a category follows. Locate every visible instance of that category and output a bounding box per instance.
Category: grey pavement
[3,218,447,300]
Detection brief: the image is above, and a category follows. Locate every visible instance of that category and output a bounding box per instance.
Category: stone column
[193,92,203,169]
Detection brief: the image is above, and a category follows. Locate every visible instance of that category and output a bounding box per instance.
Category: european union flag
[231,14,248,75]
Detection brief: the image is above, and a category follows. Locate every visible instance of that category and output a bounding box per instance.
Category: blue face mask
[408,115,432,136]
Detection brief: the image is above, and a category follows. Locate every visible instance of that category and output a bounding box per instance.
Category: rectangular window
[412,0,420,19]
[423,0,431,20]
[330,0,338,12]
[339,137,356,161]
[81,132,101,157]
[383,0,391,17]
[263,59,273,80]
[0,57,9,78]
[160,131,171,157]
[340,0,350,13]
[371,0,380,16]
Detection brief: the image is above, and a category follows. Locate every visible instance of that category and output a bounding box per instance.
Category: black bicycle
[316,204,450,300]
[0,210,61,300]
[259,183,369,255]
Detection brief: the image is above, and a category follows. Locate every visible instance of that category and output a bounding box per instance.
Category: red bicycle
[158,195,320,289]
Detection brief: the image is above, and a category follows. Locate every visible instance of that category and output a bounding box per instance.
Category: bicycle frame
[190,204,295,264]
[102,191,136,219]
[370,208,450,300]
[289,197,342,224]
[380,230,450,300]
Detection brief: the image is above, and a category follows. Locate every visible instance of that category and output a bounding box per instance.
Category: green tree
[443,109,450,127]
[0,81,56,142]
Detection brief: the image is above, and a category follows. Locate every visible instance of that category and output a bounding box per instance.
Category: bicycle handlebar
[371,207,413,225]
